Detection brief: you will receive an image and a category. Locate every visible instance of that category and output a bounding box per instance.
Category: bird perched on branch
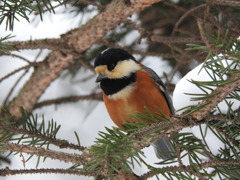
[94,48,175,159]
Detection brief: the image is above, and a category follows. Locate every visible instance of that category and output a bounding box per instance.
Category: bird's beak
[96,74,107,82]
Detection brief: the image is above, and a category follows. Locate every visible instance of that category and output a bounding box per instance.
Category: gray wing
[141,66,175,115]
[142,66,176,159]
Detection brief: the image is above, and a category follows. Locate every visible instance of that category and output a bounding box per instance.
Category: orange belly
[103,70,171,128]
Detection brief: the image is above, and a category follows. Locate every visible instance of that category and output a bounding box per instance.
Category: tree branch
[0,167,94,177]
[0,64,33,83]
[63,0,163,53]
[139,160,240,180]
[5,0,163,119]
[0,121,86,151]
[150,35,203,44]
[2,143,87,165]
[192,72,240,120]
[1,38,67,53]
[34,92,102,109]
[206,0,240,6]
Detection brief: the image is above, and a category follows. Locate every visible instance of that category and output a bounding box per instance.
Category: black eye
[108,63,115,71]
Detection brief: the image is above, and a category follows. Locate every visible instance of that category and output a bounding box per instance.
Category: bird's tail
[152,138,176,160]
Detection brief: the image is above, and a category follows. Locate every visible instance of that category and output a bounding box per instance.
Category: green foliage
[185,33,240,106]
[0,34,15,53]
[0,0,66,30]
[0,107,66,165]
[79,108,173,178]
[0,100,240,179]
[178,32,240,179]
[83,127,143,178]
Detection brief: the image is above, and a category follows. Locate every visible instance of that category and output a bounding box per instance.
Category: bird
[94,48,175,159]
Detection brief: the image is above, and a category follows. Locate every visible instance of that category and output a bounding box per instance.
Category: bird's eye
[108,64,115,71]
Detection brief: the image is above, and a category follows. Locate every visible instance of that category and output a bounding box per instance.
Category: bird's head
[94,48,141,82]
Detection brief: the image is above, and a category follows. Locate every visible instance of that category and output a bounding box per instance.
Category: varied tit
[94,48,175,159]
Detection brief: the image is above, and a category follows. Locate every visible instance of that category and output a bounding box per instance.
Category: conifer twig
[139,160,240,179]
[0,167,94,177]
[0,123,86,151]
[192,72,240,120]
[150,36,203,44]
[205,0,240,6]
[196,18,220,54]
[2,38,67,52]
[2,143,87,165]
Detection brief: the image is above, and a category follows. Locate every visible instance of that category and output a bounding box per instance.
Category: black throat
[100,73,136,96]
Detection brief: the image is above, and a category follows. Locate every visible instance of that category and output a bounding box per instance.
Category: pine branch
[2,143,87,165]
[206,0,240,7]
[211,115,240,125]
[1,38,67,53]
[0,167,94,177]
[0,108,86,151]
[192,72,240,120]
[2,124,86,151]
[197,18,221,54]
[139,160,240,180]
[63,0,163,53]
[150,36,203,44]
[1,108,239,179]
[5,0,163,119]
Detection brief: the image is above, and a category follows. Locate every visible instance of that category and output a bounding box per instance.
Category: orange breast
[103,70,171,128]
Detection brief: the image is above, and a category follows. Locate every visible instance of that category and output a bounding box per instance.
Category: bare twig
[3,50,44,106]
[3,53,32,64]
[172,3,207,35]
[6,52,74,119]
[0,64,34,83]
[3,70,30,106]
[34,92,102,109]
[73,55,95,72]
[163,1,187,12]
[124,19,149,43]
[100,40,174,58]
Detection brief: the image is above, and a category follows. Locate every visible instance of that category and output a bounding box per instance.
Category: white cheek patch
[108,84,135,100]
[108,60,141,79]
